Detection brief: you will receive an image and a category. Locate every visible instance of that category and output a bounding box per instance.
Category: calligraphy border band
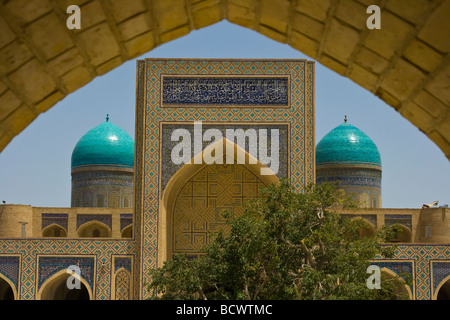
[160,74,291,108]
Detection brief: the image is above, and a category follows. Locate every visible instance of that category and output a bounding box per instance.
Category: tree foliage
[147,181,411,300]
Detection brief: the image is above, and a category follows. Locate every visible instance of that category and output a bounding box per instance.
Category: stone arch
[0,1,449,159]
[121,224,133,238]
[434,274,450,300]
[77,220,112,238]
[389,223,412,243]
[159,137,280,262]
[381,267,413,300]
[112,267,131,300]
[42,223,67,238]
[37,269,92,300]
[0,273,17,300]
[351,217,375,238]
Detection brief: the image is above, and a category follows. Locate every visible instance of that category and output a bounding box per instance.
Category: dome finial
[106,114,109,122]
[344,115,347,123]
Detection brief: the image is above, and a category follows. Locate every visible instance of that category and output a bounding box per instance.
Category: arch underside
[0,0,449,159]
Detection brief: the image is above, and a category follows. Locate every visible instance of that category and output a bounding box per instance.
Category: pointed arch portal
[0,1,449,159]
[160,137,280,261]
[37,269,92,300]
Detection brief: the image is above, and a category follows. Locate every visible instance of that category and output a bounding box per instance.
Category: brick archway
[0,0,449,159]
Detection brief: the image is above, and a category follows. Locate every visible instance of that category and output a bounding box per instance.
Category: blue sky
[0,20,448,209]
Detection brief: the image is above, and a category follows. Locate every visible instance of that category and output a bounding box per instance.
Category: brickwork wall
[0,0,449,159]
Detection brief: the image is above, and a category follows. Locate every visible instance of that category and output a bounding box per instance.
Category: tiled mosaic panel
[173,163,266,255]
[136,59,315,299]
[160,122,289,192]
[77,214,112,230]
[41,214,68,231]
[431,261,450,295]
[0,255,20,289]
[114,268,131,300]
[385,215,412,230]
[37,256,95,290]
[371,260,414,296]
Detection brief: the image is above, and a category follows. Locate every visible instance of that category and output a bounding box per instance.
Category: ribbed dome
[316,122,381,168]
[71,119,134,169]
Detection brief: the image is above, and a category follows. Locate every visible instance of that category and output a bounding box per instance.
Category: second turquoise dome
[71,119,134,169]
[316,122,381,168]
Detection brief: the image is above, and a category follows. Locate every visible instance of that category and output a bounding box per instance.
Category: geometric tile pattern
[0,239,135,300]
[77,214,112,230]
[431,261,450,296]
[41,213,69,231]
[173,163,266,257]
[135,59,316,299]
[0,255,20,289]
[389,245,450,300]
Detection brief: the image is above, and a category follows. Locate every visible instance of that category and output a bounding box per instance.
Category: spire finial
[344,115,347,123]
[106,114,109,122]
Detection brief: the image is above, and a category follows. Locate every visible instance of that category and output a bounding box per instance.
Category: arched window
[77,221,111,238]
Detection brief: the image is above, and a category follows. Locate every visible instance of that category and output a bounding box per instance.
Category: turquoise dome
[316,122,381,168]
[71,119,134,169]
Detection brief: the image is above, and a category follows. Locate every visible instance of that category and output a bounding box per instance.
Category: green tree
[146,181,410,300]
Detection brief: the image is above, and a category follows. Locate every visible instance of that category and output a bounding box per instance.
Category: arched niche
[159,137,280,263]
[121,225,133,238]
[42,224,67,238]
[77,220,112,238]
[351,217,376,239]
[112,267,132,300]
[37,269,92,300]
[381,267,413,300]
[0,274,16,300]
[389,224,412,243]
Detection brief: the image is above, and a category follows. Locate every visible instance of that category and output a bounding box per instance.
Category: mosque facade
[0,59,449,300]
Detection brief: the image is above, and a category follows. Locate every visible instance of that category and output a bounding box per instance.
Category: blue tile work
[114,257,132,273]
[431,261,450,293]
[41,213,68,231]
[0,255,20,288]
[160,123,290,192]
[136,58,316,299]
[316,123,381,168]
[37,256,95,290]
[385,215,412,230]
[162,76,289,106]
[77,214,112,230]
[317,175,381,188]
[120,214,133,231]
